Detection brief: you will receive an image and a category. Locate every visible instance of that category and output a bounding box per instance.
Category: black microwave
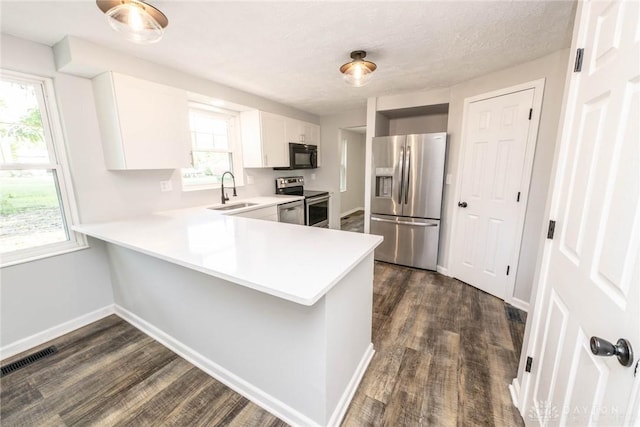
[274,143,317,170]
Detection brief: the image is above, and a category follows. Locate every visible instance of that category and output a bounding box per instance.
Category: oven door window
[307,199,329,227]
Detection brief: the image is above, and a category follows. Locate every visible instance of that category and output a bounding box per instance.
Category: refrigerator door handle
[404,145,411,205]
[398,146,405,205]
[371,217,438,227]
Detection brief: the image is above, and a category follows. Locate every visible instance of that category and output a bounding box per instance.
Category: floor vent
[1,346,58,377]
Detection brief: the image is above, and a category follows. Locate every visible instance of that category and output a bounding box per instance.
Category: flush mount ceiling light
[339,50,377,87]
[97,0,168,44]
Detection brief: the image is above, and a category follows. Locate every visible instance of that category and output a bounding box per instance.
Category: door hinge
[526,356,533,372]
[517,191,521,202]
[506,265,511,276]
[528,108,533,120]
[547,220,556,239]
[574,48,584,72]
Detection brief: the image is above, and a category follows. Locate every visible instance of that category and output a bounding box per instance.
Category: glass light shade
[340,51,377,87]
[341,61,375,87]
[105,1,164,44]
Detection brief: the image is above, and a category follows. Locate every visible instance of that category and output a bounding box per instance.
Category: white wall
[0,33,320,351]
[388,113,449,135]
[52,36,320,223]
[443,49,570,304]
[0,238,114,349]
[339,130,365,216]
[318,109,367,228]
[367,49,570,305]
[0,36,115,352]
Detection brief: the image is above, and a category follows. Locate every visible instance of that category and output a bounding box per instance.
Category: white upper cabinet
[92,72,191,170]
[285,117,320,146]
[240,110,288,168]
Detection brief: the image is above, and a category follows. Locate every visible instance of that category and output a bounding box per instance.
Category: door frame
[448,79,545,308]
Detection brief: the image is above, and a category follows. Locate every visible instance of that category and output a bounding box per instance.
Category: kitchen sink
[208,202,258,211]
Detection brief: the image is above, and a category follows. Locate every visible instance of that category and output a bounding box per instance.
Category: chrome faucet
[220,171,237,204]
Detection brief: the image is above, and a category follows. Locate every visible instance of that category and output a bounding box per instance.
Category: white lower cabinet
[233,205,278,222]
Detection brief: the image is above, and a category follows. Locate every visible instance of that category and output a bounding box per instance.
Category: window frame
[0,70,86,267]
[340,137,348,192]
[181,102,244,192]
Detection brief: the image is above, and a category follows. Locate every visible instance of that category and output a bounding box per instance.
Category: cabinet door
[260,112,287,167]
[285,118,320,146]
[300,121,320,146]
[284,117,302,144]
[113,74,191,169]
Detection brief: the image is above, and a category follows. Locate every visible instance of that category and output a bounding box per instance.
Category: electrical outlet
[160,180,173,192]
[311,173,316,180]
[246,175,254,185]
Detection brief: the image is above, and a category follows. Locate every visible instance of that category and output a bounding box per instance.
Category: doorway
[450,80,544,301]
[340,127,366,233]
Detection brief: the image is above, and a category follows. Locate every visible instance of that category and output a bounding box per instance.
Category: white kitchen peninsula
[73,204,382,427]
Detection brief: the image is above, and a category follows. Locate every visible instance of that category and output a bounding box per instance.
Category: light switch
[311,173,316,180]
[445,174,453,185]
[247,175,255,185]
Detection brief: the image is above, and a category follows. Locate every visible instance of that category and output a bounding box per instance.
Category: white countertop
[164,195,305,215]
[73,197,382,306]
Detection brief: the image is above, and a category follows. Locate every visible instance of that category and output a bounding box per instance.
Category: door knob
[458,201,468,208]
[590,336,634,367]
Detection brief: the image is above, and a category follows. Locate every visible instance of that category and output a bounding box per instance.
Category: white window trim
[181,101,245,192]
[340,138,348,193]
[0,70,87,268]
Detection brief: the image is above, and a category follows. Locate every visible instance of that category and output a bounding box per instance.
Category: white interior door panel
[522,1,639,424]
[453,88,535,299]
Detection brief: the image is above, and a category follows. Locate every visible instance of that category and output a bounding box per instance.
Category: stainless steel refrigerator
[370,133,446,270]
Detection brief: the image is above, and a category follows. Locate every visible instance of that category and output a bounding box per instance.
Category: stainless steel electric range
[275,176,329,227]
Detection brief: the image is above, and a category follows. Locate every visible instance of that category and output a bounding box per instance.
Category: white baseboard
[341,207,364,218]
[508,297,530,313]
[436,265,451,276]
[0,305,115,361]
[114,305,323,427]
[509,378,521,409]
[326,344,375,427]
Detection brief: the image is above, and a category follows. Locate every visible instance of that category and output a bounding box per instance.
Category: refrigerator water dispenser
[375,168,394,198]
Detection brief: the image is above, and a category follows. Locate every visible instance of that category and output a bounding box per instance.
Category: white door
[523,0,639,424]
[452,88,536,299]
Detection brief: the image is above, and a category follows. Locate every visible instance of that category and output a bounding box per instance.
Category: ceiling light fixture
[340,50,377,87]
[97,0,168,44]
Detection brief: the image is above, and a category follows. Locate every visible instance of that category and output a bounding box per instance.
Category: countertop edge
[75,222,382,306]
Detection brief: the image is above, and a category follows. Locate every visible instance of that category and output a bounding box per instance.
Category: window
[181,104,243,190]
[0,70,85,266]
[340,138,348,192]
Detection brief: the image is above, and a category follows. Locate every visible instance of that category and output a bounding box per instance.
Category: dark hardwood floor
[0,262,525,426]
[342,262,526,426]
[341,210,364,233]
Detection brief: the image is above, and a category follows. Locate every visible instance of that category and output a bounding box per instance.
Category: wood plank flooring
[0,316,286,427]
[1,262,525,426]
[343,263,526,426]
[341,210,365,233]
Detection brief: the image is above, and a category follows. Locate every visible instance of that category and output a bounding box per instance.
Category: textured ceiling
[0,1,576,115]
